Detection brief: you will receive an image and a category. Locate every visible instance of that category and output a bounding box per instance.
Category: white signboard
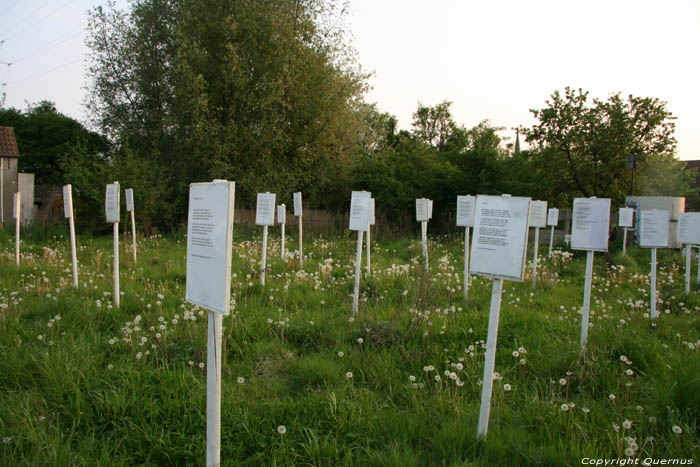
[293,192,302,216]
[369,198,376,225]
[105,183,120,223]
[619,208,634,228]
[469,195,531,281]
[547,208,559,227]
[125,188,134,212]
[255,193,276,226]
[571,198,611,252]
[640,210,669,248]
[416,198,429,222]
[62,185,73,218]
[428,200,433,219]
[677,212,700,244]
[277,204,286,224]
[349,191,371,231]
[456,195,475,227]
[529,200,548,228]
[186,181,235,315]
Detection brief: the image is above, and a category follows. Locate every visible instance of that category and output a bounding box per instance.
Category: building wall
[1,157,19,225]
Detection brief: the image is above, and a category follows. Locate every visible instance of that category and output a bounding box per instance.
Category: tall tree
[524,87,679,204]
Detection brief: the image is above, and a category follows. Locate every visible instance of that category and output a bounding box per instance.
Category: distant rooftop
[0,126,20,157]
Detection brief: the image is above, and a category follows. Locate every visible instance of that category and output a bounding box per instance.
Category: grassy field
[0,224,698,466]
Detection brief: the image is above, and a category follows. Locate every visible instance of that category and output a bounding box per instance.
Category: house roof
[686,160,700,189]
[0,126,20,157]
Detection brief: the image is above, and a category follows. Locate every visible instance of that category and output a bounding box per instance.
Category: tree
[524,87,679,204]
[86,0,367,218]
[0,101,108,185]
[411,100,461,152]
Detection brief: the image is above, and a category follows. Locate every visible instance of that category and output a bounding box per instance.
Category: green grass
[0,225,698,466]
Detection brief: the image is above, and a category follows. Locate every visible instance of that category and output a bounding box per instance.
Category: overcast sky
[1,0,698,160]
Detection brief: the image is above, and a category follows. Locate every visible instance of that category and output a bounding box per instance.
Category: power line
[2,0,80,43]
[0,0,23,18]
[0,0,55,40]
[3,57,82,86]
[8,27,84,65]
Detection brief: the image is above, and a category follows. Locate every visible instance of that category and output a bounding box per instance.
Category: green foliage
[0,101,108,186]
[524,87,683,205]
[86,0,366,215]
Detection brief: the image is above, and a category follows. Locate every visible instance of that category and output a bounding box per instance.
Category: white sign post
[125,188,137,263]
[13,192,20,265]
[619,207,634,256]
[529,200,548,289]
[547,208,559,258]
[185,180,235,467]
[416,198,430,273]
[470,194,531,439]
[293,192,303,268]
[256,193,276,286]
[677,213,700,294]
[640,210,669,319]
[278,204,286,259]
[366,198,375,276]
[105,182,120,308]
[350,191,371,316]
[456,195,475,299]
[572,197,611,347]
[63,185,78,287]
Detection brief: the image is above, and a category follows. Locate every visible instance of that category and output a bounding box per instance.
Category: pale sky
[1,0,698,160]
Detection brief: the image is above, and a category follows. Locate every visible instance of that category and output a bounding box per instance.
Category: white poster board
[571,198,611,252]
[105,183,120,223]
[619,207,634,228]
[255,193,276,226]
[62,185,73,218]
[349,191,371,231]
[186,181,235,315]
[293,192,302,217]
[125,188,134,212]
[456,195,475,227]
[529,200,548,228]
[640,210,669,248]
[469,195,531,281]
[428,200,433,219]
[369,198,376,225]
[277,205,286,224]
[416,198,429,222]
[547,208,559,227]
[677,212,700,245]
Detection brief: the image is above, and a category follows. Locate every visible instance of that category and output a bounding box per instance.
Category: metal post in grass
[13,191,20,265]
[547,208,559,258]
[677,213,700,294]
[278,205,286,259]
[294,192,303,269]
[185,180,235,467]
[470,194,531,439]
[63,185,79,287]
[349,191,371,316]
[125,189,137,263]
[529,201,547,289]
[580,250,594,347]
[256,193,275,286]
[571,197,611,348]
[456,195,475,300]
[639,209,669,320]
[105,182,120,307]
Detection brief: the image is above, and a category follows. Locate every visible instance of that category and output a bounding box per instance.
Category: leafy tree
[0,101,108,185]
[86,0,366,218]
[524,87,679,204]
[411,100,461,152]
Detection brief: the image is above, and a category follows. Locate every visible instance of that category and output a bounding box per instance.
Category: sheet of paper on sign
[571,198,611,252]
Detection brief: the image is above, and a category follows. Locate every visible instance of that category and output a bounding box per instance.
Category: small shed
[0,126,20,225]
